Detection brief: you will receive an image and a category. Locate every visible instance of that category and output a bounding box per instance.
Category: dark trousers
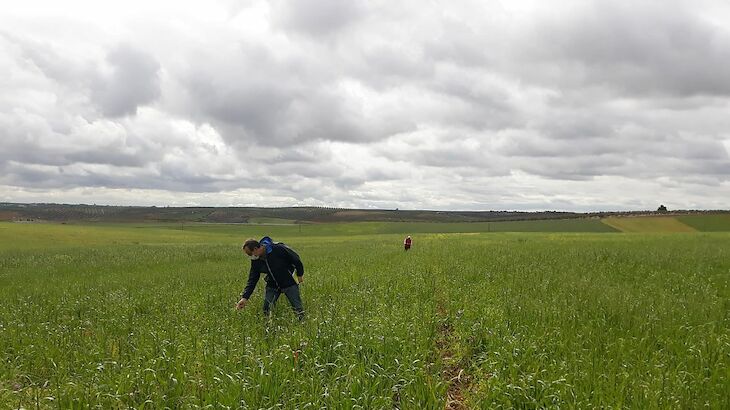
[263,285,304,320]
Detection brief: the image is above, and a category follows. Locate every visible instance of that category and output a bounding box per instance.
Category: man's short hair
[243,238,260,251]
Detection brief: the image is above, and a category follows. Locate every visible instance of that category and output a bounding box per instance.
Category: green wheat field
[1,218,728,408]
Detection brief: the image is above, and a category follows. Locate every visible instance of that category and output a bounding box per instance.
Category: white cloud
[1,0,729,211]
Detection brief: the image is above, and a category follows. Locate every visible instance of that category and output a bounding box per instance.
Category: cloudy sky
[1,0,729,211]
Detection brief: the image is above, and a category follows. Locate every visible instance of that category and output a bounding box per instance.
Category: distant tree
[657,204,668,213]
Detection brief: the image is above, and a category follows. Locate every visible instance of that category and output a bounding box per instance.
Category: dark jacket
[241,243,304,300]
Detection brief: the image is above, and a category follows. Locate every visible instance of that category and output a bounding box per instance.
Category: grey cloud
[329,166,401,190]
[65,149,150,167]
[425,20,493,69]
[181,43,414,145]
[426,91,522,132]
[0,113,60,166]
[331,175,368,190]
[499,137,618,158]
[156,162,232,192]
[273,143,333,163]
[413,146,493,169]
[375,133,511,177]
[536,112,618,141]
[180,44,303,144]
[517,155,630,181]
[499,125,729,181]
[1,160,237,193]
[345,44,435,90]
[287,88,415,143]
[3,33,88,86]
[509,146,729,182]
[263,161,341,180]
[0,163,53,186]
[258,158,395,191]
[272,0,366,37]
[2,143,150,169]
[363,167,393,182]
[92,45,161,117]
[517,2,730,97]
[0,110,160,169]
[4,35,161,118]
[185,43,294,140]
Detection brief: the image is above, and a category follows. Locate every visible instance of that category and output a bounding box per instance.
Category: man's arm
[236,265,260,309]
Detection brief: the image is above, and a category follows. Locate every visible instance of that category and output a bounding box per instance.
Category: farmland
[0,221,728,408]
[602,217,696,233]
[678,214,730,232]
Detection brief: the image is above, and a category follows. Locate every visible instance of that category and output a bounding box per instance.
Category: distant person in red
[404,235,412,251]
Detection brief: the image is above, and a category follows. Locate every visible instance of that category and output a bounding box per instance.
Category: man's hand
[297,276,304,284]
[235,298,248,310]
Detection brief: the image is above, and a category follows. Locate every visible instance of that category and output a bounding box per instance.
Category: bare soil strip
[435,303,471,410]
